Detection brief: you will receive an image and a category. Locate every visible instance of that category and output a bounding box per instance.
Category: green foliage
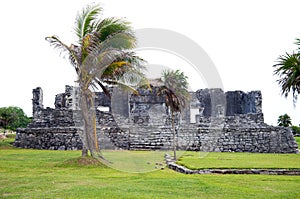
[46,4,144,94]
[0,149,300,198]
[74,4,102,42]
[158,69,190,114]
[0,106,30,131]
[97,17,134,45]
[277,113,292,127]
[0,137,15,149]
[292,126,300,135]
[273,37,300,104]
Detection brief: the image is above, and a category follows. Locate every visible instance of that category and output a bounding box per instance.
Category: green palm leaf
[295,38,300,51]
[95,17,133,42]
[158,69,190,113]
[74,4,102,43]
[273,51,300,104]
[45,36,80,73]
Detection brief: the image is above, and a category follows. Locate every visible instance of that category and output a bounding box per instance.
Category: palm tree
[158,69,190,160]
[273,38,300,104]
[277,114,292,127]
[46,4,146,158]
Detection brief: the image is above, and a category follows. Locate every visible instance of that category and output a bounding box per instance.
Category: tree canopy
[0,106,31,131]
[277,113,292,127]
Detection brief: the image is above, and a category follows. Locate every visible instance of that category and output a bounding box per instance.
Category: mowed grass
[101,150,186,173]
[177,152,300,170]
[0,139,300,198]
[295,136,300,148]
[178,137,300,170]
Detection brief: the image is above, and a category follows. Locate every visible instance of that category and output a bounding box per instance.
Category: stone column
[254,91,262,114]
[32,87,43,118]
[253,91,264,123]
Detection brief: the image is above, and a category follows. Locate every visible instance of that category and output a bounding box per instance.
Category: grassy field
[295,136,300,147]
[1,138,300,198]
[177,137,300,170]
[177,152,300,170]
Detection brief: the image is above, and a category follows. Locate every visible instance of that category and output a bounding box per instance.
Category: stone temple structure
[14,85,298,153]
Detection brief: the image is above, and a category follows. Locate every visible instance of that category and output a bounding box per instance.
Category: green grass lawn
[295,136,300,148]
[101,150,186,173]
[0,139,300,198]
[177,152,300,170]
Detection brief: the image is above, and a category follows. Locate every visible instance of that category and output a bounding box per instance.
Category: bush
[6,134,16,139]
[0,106,31,131]
[291,126,300,135]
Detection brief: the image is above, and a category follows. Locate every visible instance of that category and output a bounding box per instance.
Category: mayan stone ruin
[14,85,299,153]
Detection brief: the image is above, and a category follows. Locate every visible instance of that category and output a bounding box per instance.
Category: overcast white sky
[0,0,299,125]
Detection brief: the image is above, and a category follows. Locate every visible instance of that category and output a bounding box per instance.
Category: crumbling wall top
[32,87,43,118]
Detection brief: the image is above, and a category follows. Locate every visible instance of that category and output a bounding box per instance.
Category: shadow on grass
[55,156,109,168]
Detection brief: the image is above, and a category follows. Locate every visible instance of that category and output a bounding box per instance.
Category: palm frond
[84,47,146,80]
[95,17,133,42]
[87,32,137,58]
[295,38,300,51]
[45,36,80,73]
[105,67,146,87]
[105,79,139,95]
[74,4,102,43]
[83,48,147,97]
[273,52,300,103]
[82,17,135,57]
[158,69,190,113]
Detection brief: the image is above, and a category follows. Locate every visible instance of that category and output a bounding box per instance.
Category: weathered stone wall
[14,86,299,153]
[28,108,75,128]
[14,127,82,150]
[14,125,298,153]
[198,126,297,153]
[195,89,262,117]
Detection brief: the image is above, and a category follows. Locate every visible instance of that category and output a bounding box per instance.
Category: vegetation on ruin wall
[0,139,300,198]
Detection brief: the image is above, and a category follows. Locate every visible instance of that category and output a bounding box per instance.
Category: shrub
[291,126,300,135]
[0,106,31,131]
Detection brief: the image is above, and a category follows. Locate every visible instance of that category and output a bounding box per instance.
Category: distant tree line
[0,106,31,131]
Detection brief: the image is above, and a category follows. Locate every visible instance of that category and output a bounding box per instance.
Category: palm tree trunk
[80,92,92,157]
[80,89,101,158]
[82,147,88,157]
[93,116,99,151]
[172,112,177,160]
